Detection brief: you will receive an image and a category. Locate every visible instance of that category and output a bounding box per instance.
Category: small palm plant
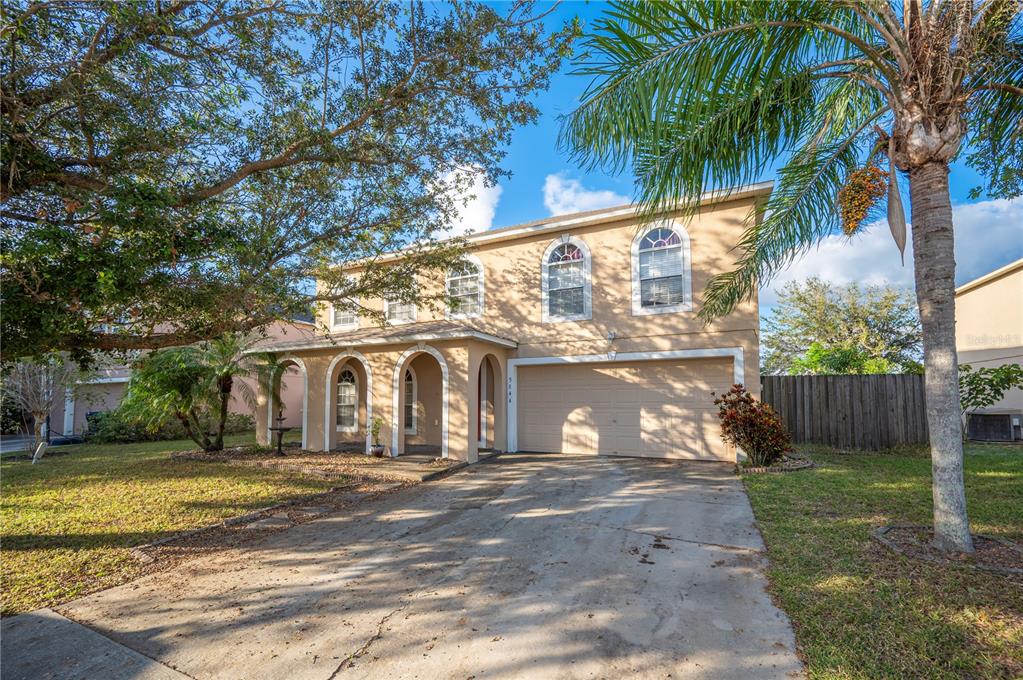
[563,0,1022,552]
[121,333,284,452]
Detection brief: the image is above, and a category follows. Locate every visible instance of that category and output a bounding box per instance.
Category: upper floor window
[332,303,358,330]
[336,369,358,432]
[632,223,692,315]
[542,236,591,323]
[446,255,484,319]
[384,299,416,325]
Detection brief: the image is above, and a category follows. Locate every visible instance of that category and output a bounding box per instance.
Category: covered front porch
[252,322,515,463]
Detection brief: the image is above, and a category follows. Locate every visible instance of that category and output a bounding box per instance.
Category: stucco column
[255,383,270,447]
[445,345,472,463]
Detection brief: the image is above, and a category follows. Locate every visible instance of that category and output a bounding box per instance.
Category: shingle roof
[247,320,517,354]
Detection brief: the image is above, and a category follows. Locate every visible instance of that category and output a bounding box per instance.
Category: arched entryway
[476,353,502,451]
[324,351,373,454]
[392,345,448,458]
[266,356,308,450]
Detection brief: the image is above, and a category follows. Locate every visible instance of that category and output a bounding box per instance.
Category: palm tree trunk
[213,376,232,452]
[909,161,974,553]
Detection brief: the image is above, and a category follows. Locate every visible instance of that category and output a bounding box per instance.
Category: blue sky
[447,1,1022,304]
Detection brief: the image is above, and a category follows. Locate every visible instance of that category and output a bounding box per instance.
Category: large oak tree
[2,1,574,364]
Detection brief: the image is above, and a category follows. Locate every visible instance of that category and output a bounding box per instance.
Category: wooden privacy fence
[760,374,929,450]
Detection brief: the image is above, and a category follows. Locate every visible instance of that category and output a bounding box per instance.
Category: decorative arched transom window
[336,369,358,432]
[542,236,591,323]
[403,368,417,434]
[446,255,484,319]
[632,223,692,315]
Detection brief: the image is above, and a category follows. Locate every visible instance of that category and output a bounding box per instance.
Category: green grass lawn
[1,433,332,616]
[744,443,1023,679]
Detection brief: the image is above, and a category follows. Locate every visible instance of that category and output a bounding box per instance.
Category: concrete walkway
[2,453,802,679]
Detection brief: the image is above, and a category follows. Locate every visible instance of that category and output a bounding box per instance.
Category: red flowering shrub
[713,384,792,467]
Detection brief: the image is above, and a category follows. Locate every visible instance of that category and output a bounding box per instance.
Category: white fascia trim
[541,234,592,324]
[354,182,774,265]
[267,356,309,451]
[246,329,518,354]
[392,344,448,458]
[324,350,373,454]
[445,253,485,321]
[505,347,744,452]
[78,376,131,385]
[630,219,693,316]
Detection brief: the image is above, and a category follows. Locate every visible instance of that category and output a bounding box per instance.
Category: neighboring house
[955,257,1023,441]
[251,183,771,462]
[49,321,316,437]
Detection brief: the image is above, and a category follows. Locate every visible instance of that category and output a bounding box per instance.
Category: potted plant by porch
[370,416,386,457]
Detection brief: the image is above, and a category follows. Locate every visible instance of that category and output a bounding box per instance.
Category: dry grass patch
[1,434,337,616]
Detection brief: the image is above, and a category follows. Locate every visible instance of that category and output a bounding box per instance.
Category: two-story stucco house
[252,182,771,463]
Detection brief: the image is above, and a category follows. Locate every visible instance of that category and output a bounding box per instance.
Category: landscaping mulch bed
[738,454,814,475]
[174,445,458,481]
[874,524,1023,575]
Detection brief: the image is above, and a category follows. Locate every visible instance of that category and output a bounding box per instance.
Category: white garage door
[516,358,734,461]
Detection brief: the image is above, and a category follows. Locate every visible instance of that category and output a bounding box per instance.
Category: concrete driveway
[3,453,802,680]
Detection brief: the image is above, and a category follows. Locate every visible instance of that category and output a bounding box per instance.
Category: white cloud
[758,197,1023,307]
[543,173,630,216]
[435,167,502,239]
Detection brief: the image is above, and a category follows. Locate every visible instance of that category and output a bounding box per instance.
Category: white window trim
[330,300,360,332]
[323,351,373,455]
[336,366,359,433]
[383,297,417,326]
[445,253,485,320]
[541,234,592,324]
[403,366,418,435]
[631,220,693,316]
[505,347,745,454]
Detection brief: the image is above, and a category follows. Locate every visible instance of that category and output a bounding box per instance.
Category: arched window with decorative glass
[542,236,591,323]
[631,223,692,315]
[403,368,417,434]
[445,255,484,319]
[336,369,358,433]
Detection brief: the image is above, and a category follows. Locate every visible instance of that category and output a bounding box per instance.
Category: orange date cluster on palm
[837,164,888,236]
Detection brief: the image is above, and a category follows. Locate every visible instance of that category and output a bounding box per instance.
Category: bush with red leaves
[713,384,792,467]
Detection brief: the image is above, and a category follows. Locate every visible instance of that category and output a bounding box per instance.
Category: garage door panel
[517,359,732,461]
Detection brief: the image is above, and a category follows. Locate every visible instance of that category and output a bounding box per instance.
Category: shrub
[713,384,792,467]
[87,410,254,444]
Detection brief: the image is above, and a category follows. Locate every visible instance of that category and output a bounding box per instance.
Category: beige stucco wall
[316,196,763,393]
[271,195,763,461]
[955,259,1023,414]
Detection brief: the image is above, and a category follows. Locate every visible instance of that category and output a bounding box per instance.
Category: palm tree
[563,0,1022,553]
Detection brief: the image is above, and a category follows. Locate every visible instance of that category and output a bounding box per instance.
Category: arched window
[632,223,691,315]
[403,368,417,434]
[336,369,358,432]
[542,236,591,323]
[446,255,484,319]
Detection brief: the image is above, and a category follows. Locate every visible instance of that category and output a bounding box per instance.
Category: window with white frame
[385,299,416,325]
[446,257,483,318]
[403,368,417,434]
[632,224,691,315]
[543,239,590,322]
[332,302,358,329]
[336,369,358,432]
